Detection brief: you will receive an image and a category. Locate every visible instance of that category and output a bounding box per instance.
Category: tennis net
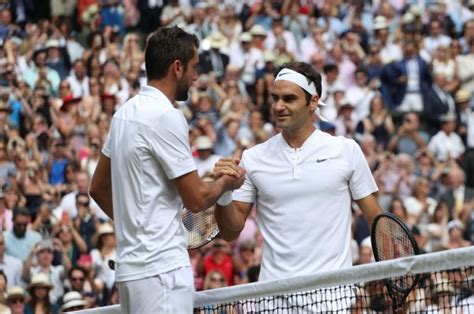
[194,246,474,313]
[75,247,474,313]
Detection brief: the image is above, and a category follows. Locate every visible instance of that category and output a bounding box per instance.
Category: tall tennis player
[214,61,383,282]
[89,27,245,313]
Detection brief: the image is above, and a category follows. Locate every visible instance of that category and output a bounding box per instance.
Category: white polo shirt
[103,85,197,283]
[233,129,378,281]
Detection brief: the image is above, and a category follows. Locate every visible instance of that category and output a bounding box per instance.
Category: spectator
[64,266,98,308]
[387,112,429,156]
[203,269,227,290]
[194,136,221,177]
[4,206,41,261]
[6,286,26,314]
[60,290,87,312]
[90,222,116,292]
[0,233,22,288]
[428,112,465,162]
[202,239,234,287]
[22,239,69,304]
[24,272,59,314]
[440,166,474,219]
[423,73,457,136]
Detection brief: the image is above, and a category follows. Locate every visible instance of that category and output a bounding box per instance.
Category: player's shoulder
[242,133,282,159]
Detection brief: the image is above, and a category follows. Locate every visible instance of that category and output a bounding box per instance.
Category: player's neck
[147,79,177,103]
[282,124,316,149]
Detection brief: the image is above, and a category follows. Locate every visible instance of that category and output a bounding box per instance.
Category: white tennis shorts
[118,266,194,313]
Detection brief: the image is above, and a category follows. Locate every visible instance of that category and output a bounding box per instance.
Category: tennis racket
[108,205,219,270]
[370,212,421,311]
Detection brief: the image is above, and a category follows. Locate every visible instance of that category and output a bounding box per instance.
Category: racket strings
[182,206,219,249]
[374,218,416,291]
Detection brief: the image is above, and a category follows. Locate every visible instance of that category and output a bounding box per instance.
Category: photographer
[388,112,430,155]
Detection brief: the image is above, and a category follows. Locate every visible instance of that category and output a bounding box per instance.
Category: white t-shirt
[233,129,378,281]
[428,130,465,162]
[103,85,197,282]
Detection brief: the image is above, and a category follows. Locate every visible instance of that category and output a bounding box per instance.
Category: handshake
[212,157,246,195]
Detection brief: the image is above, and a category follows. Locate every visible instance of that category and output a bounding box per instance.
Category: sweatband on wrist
[217,191,233,206]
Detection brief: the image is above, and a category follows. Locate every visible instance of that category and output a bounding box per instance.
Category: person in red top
[202,239,235,286]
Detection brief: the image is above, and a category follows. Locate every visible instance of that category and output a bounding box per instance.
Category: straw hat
[28,273,53,291]
[207,33,228,49]
[250,25,267,37]
[97,223,114,236]
[6,286,25,301]
[455,89,471,103]
[60,291,87,311]
[239,32,252,43]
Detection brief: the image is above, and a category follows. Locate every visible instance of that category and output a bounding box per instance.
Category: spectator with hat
[194,135,221,177]
[454,89,473,147]
[90,222,116,292]
[199,32,230,82]
[60,290,87,312]
[229,32,264,100]
[22,238,69,305]
[6,285,26,314]
[24,272,59,314]
[428,112,465,162]
[334,98,358,138]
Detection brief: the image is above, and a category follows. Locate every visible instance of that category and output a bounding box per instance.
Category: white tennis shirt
[233,129,378,281]
[103,85,197,282]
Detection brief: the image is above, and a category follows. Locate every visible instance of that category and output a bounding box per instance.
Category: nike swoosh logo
[316,158,328,163]
[277,72,291,77]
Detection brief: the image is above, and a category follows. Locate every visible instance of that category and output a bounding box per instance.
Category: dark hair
[75,192,90,202]
[276,62,323,104]
[13,206,31,219]
[145,26,199,80]
[323,63,338,74]
[68,265,88,279]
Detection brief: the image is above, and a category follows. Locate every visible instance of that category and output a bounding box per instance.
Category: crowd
[0,0,473,312]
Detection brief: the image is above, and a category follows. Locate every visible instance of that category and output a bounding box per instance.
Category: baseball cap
[196,136,213,150]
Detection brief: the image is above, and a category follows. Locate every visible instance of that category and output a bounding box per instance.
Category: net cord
[74,246,474,313]
[194,246,474,307]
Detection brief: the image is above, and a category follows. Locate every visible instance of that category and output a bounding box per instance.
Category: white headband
[275,68,319,96]
[274,68,327,121]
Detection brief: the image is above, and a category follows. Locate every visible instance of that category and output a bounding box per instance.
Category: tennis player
[214,61,382,281]
[89,27,245,313]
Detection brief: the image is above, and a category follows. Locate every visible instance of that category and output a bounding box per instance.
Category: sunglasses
[8,298,24,304]
[71,277,85,282]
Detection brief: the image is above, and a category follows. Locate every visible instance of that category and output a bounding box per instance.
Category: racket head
[371,212,419,262]
[371,213,421,308]
[181,205,219,250]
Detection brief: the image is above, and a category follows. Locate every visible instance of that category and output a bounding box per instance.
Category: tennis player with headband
[214,61,383,283]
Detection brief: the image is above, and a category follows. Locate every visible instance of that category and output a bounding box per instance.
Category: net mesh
[193,247,474,314]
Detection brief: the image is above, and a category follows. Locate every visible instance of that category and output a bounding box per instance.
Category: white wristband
[217,191,233,206]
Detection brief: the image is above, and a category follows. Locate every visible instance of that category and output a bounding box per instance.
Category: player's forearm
[355,193,383,226]
[215,203,245,241]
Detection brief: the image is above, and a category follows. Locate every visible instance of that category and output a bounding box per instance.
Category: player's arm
[173,168,245,214]
[215,200,253,242]
[89,153,113,220]
[355,193,382,226]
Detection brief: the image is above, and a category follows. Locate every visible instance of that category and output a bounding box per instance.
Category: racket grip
[217,191,233,206]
